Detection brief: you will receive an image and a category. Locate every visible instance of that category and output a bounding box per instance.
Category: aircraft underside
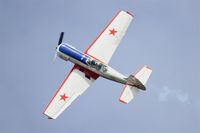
[43,11,152,119]
[57,46,128,85]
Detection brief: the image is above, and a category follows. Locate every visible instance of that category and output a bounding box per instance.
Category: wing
[84,11,133,64]
[43,65,99,119]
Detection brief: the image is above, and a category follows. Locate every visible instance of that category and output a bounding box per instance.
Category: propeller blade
[53,51,57,62]
[58,32,64,45]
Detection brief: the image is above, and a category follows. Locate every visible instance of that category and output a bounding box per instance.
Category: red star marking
[60,93,68,101]
[109,28,117,36]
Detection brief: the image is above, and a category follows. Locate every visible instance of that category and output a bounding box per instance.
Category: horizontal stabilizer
[135,66,152,85]
[119,66,152,104]
[119,85,139,104]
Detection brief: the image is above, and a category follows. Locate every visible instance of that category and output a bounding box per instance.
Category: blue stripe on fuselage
[59,44,90,65]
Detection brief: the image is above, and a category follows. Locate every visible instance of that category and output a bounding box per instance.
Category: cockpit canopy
[86,59,107,73]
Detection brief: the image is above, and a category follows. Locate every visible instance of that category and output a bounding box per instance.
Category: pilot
[91,60,96,66]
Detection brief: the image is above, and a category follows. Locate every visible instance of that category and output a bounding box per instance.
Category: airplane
[43,10,152,119]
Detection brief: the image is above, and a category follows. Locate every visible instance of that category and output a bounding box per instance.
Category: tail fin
[126,66,152,90]
[119,66,152,104]
[134,66,152,86]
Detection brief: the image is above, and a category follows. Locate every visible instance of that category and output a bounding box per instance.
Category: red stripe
[84,69,99,80]
[75,65,99,80]
[84,10,121,55]
[43,65,78,114]
[119,99,128,104]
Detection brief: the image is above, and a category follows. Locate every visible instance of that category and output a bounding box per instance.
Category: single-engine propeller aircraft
[44,10,152,119]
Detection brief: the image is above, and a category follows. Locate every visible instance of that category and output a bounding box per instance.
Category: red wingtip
[119,99,128,104]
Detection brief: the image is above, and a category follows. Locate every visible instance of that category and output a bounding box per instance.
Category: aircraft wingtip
[119,99,128,104]
[43,112,55,120]
[48,117,53,120]
[126,11,134,17]
[144,65,153,70]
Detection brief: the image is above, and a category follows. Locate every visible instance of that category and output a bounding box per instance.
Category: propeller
[58,32,64,45]
[53,32,64,62]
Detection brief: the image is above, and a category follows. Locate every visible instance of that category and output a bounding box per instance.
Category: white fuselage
[57,43,128,85]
